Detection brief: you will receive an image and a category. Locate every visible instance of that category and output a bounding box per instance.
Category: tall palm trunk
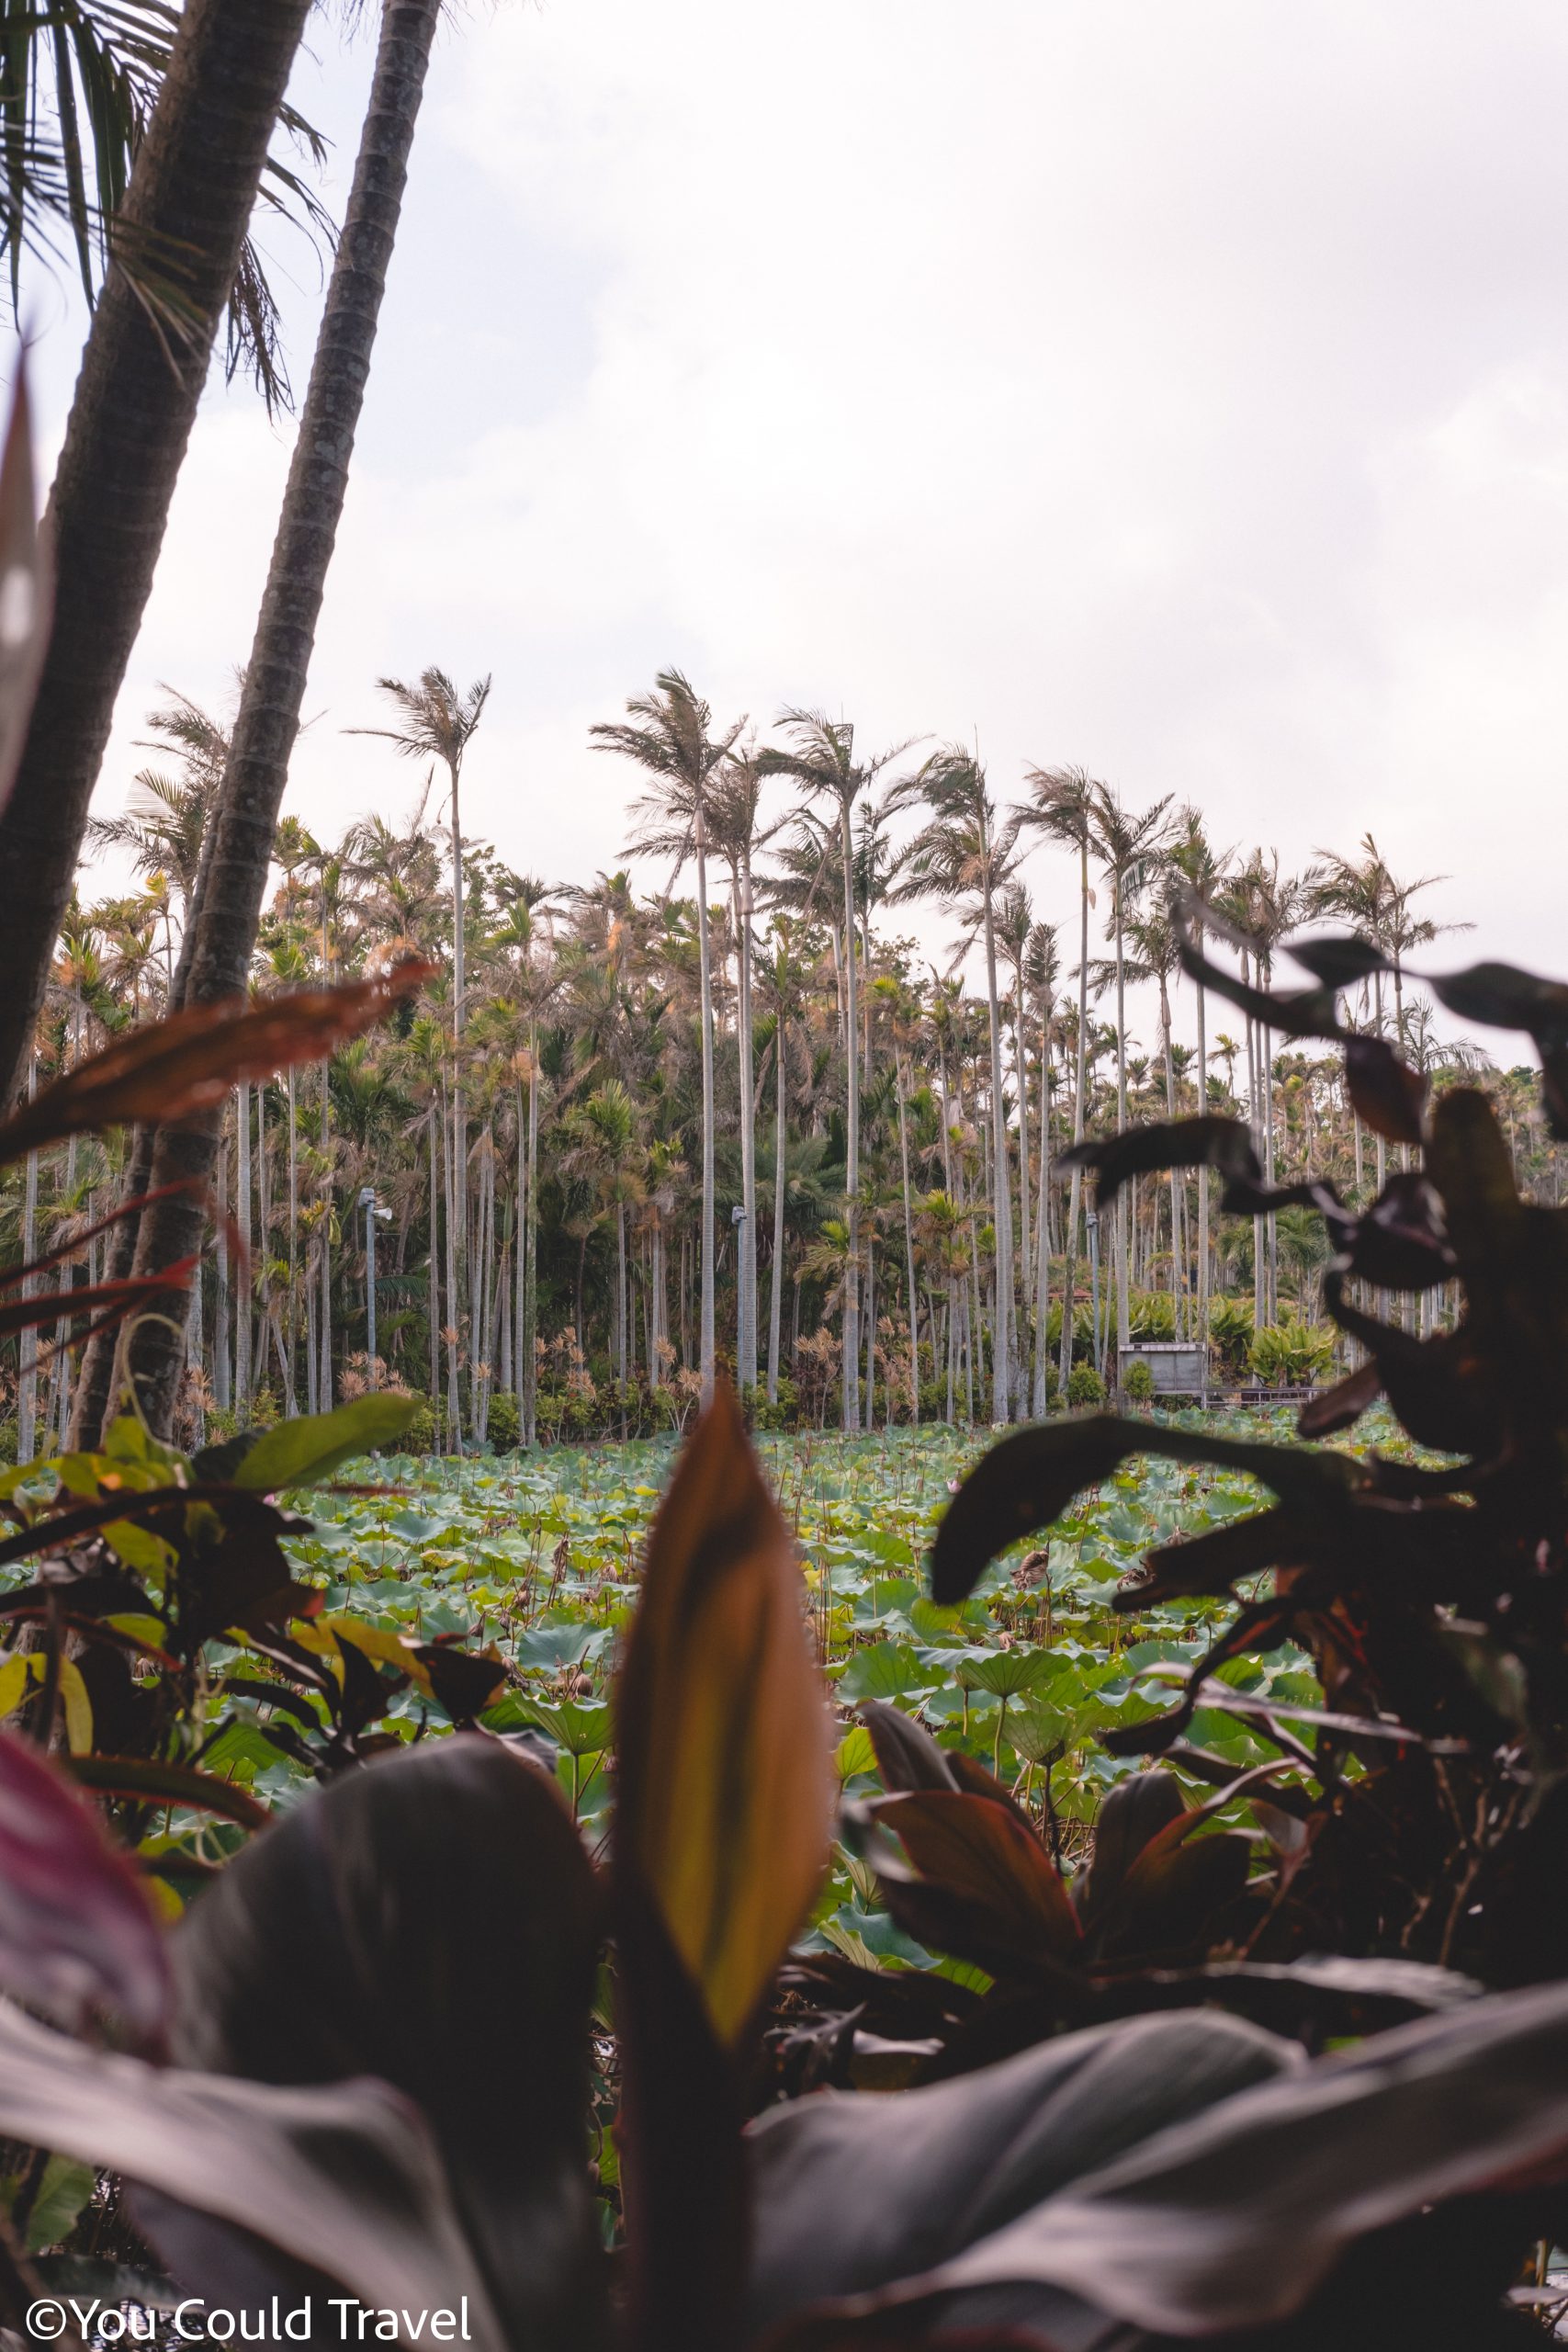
[694,801,717,1403]
[736,847,758,1393]
[982,893,1013,1423]
[1012,976,1031,1398]
[522,1051,539,1446]
[119,0,444,1438]
[427,1102,441,1425]
[840,793,861,1431]
[1112,888,1131,1380]
[895,1052,919,1425]
[767,1023,787,1404]
[234,1080,252,1417]
[17,1065,38,1462]
[1059,841,1089,1393]
[213,1125,231,1413]
[0,0,314,1107]
[1158,972,1180,1331]
[1195,965,1210,1374]
[441,1073,461,1450]
[1032,1014,1053,1416]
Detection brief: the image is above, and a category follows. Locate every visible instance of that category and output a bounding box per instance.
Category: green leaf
[839,1643,937,1703]
[232,1395,419,1493]
[20,2154,96,2253]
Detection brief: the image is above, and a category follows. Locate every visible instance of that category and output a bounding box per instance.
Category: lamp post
[359,1186,392,1380]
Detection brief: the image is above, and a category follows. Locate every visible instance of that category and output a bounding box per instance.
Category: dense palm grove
[0,667,1552,1462]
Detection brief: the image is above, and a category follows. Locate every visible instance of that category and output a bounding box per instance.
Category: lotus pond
[261,1408,1410,1971]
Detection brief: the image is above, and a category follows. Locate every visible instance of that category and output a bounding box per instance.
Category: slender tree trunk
[286,1069,299,1401]
[1112,890,1130,1385]
[442,1074,462,1449]
[695,803,717,1404]
[118,0,445,1435]
[253,1081,270,1392]
[737,849,758,1393]
[767,1019,788,1404]
[0,0,314,1108]
[840,796,861,1431]
[1060,842,1089,1393]
[1032,1018,1053,1416]
[1013,978,1031,1401]
[981,881,1013,1422]
[1196,969,1210,1380]
[234,1080,252,1417]
[427,1103,441,1430]
[17,1067,38,1462]
[895,1054,919,1425]
[522,1053,539,1446]
[213,1122,231,1412]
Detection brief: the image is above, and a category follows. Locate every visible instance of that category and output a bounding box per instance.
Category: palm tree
[1168,807,1228,1350]
[994,882,1036,1399]
[0,0,316,1112]
[352,668,492,1041]
[1023,921,1061,1415]
[1088,784,1173,1372]
[1017,765,1100,1393]
[889,745,1022,1421]
[760,711,918,1430]
[106,0,451,1442]
[598,668,744,1405]
[706,744,774,1394]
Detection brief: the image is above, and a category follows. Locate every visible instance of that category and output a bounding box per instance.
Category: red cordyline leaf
[0,961,433,1168]
[0,1728,171,2052]
[0,1177,201,1292]
[0,1259,196,1341]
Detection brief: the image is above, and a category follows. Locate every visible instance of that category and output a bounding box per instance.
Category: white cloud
[53,0,1568,1057]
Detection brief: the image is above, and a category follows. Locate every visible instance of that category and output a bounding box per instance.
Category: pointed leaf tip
[615,1383,833,2043]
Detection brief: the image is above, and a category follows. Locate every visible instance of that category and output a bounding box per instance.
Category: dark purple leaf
[0,1997,502,2338]
[1344,1035,1428,1147]
[173,1736,607,2350]
[0,1729,170,2050]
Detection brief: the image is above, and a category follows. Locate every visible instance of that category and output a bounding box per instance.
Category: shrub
[1249,1318,1337,1388]
[1066,1361,1106,1408]
[1206,1292,1255,1374]
[1122,1357,1156,1404]
[485,1390,522,1450]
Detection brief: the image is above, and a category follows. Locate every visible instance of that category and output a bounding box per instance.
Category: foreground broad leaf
[0,1729,169,2048]
[173,1737,606,2352]
[0,967,431,1167]
[895,1978,1568,2335]
[615,1382,833,2043]
[0,1997,503,2348]
[615,1383,834,2352]
[743,2007,1296,2341]
[232,1392,420,1491]
[928,1414,1362,1606]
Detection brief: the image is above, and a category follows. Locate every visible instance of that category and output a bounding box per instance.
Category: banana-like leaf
[0,1996,503,2350]
[891,1979,1568,2336]
[615,1384,833,2352]
[615,1382,833,2045]
[173,1737,607,2352]
[0,1729,169,2048]
[0,966,431,1167]
[743,2007,1298,2342]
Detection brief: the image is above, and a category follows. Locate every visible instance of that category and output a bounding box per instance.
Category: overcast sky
[29,0,1568,1057]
